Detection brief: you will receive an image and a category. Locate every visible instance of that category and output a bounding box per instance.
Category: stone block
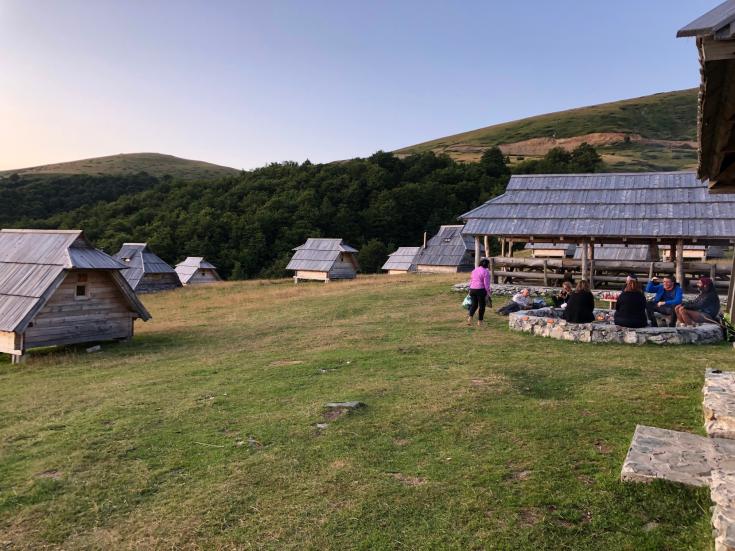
[704,370,735,440]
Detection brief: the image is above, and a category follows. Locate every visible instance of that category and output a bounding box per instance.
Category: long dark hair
[479,258,489,268]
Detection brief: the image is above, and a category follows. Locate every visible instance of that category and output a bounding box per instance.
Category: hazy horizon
[0,1,712,171]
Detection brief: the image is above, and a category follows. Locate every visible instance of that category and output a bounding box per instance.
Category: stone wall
[508,307,723,345]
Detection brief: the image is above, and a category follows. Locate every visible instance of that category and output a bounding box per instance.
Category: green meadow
[0,275,728,549]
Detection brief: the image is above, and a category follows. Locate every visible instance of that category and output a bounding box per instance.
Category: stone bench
[509,307,723,345]
[622,370,735,551]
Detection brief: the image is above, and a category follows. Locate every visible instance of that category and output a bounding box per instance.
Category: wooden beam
[675,239,685,286]
[484,236,490,260]
[581,239,589,282]
[728,253,735,320]
[474,236,481,268]
[543,259,548,287]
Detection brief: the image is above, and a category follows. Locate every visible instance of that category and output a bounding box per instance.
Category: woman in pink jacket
[467,258,492,326]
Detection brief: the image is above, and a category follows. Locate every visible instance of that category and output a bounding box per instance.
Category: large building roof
[461,172,735,242]
[678,0,735,192]
[0,229,149,332]
[175,257,220,284]
[113,243,179,290]
[414,225,479,267]
[382,247,421,271]
[286,238,358,272]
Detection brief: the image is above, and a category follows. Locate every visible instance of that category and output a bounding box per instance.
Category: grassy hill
[0,152,239,181]
[0,275,723,548]
[396,89,699,172]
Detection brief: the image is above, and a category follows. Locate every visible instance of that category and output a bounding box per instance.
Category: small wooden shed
[382,247,421,274]
[175,257,222,285]
[286,238,359,282]
[524,242,577,258]
[0,229,150,363]
[414,225,481,273]
[113,243,181,293]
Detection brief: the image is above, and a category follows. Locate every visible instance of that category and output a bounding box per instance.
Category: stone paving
[508,307,723,345]
[705,370,735,440]
[622,371,735,551]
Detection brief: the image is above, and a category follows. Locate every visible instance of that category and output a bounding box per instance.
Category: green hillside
[0,152,239,181]
[396,89,699,172]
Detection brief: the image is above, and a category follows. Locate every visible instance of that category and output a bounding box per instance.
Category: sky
[0,0,715,171]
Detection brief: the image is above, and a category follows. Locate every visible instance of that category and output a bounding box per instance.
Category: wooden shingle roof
[414,225,479,267]
[461,172,735,242]
[113,243,179,290]
[382,247,421,271]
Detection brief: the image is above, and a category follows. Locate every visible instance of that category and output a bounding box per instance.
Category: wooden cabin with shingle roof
[175,257,222,285]
[113,243,181,293]
[382,247,421,274]
[0,229,150,363]
[286,238,359,283]
[414,225,482,273]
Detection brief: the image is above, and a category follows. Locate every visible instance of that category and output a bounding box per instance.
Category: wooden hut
[113,243,181,293]
[679,1,735,320]
[524,242,576,258]
[414,225,482,273]
[382,247,421,274]
[460,173,735,289]
[678,1,735,193]
[175,257,222,285]
[0,229,150,363]
[286,238,359,282]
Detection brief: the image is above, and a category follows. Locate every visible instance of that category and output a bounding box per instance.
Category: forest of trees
[0,145,602,278]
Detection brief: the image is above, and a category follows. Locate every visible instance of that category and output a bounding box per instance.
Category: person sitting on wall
[614,278,648,328]
[563,280,595,323]
[552,281,573,307]
[674,277,720,326]
[497,288,531,316]
[644,275,682,327]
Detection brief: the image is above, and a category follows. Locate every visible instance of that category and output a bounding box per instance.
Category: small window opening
[75,285,87,298]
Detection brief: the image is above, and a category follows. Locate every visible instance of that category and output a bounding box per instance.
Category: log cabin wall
[23,270,135,349]
[187,269,220,284]
[327,254,357,279]
[136,272,181,293]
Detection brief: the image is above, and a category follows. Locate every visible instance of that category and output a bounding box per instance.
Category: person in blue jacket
[644,275,683,327]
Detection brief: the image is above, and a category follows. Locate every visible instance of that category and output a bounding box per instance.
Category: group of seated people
[496,274,721,328]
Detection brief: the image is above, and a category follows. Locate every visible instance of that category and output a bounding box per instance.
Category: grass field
[0,275,729,549]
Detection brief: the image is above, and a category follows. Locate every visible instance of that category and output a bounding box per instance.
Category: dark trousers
[646,301,674,326]
[497,301,522,316]
[468,289,487,321]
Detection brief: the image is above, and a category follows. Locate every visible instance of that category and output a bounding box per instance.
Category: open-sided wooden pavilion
[460,172,735,290]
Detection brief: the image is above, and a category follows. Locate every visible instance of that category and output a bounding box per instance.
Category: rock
[325,401,365,410]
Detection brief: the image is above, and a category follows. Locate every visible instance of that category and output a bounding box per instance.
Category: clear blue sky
[0,0,713,170]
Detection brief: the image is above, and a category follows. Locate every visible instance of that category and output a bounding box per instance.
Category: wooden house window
[75,285,88,299]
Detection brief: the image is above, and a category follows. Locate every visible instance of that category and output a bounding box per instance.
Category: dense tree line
[0,144,601,278]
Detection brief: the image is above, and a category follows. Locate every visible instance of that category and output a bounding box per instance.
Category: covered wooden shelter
[0,229,150,363]
[113,243,181,293]
[286,238,359,283]
[175,257,222,285]
[460,172,735,289]
[524,243,576,258]
[414,225,482,273]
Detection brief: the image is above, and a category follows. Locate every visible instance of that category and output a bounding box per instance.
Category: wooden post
[648,262,654,282]
[727,253,735,320]
[474,236,481,268]
[489,257,496,284]
[484,235,490,260]
[675,239,685,287]
[588,242,595,289]
[500,238,505,257]
[581,239,588,282]
[710,264,717,285]
[508,240,514,258]
[543,259,548,287]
